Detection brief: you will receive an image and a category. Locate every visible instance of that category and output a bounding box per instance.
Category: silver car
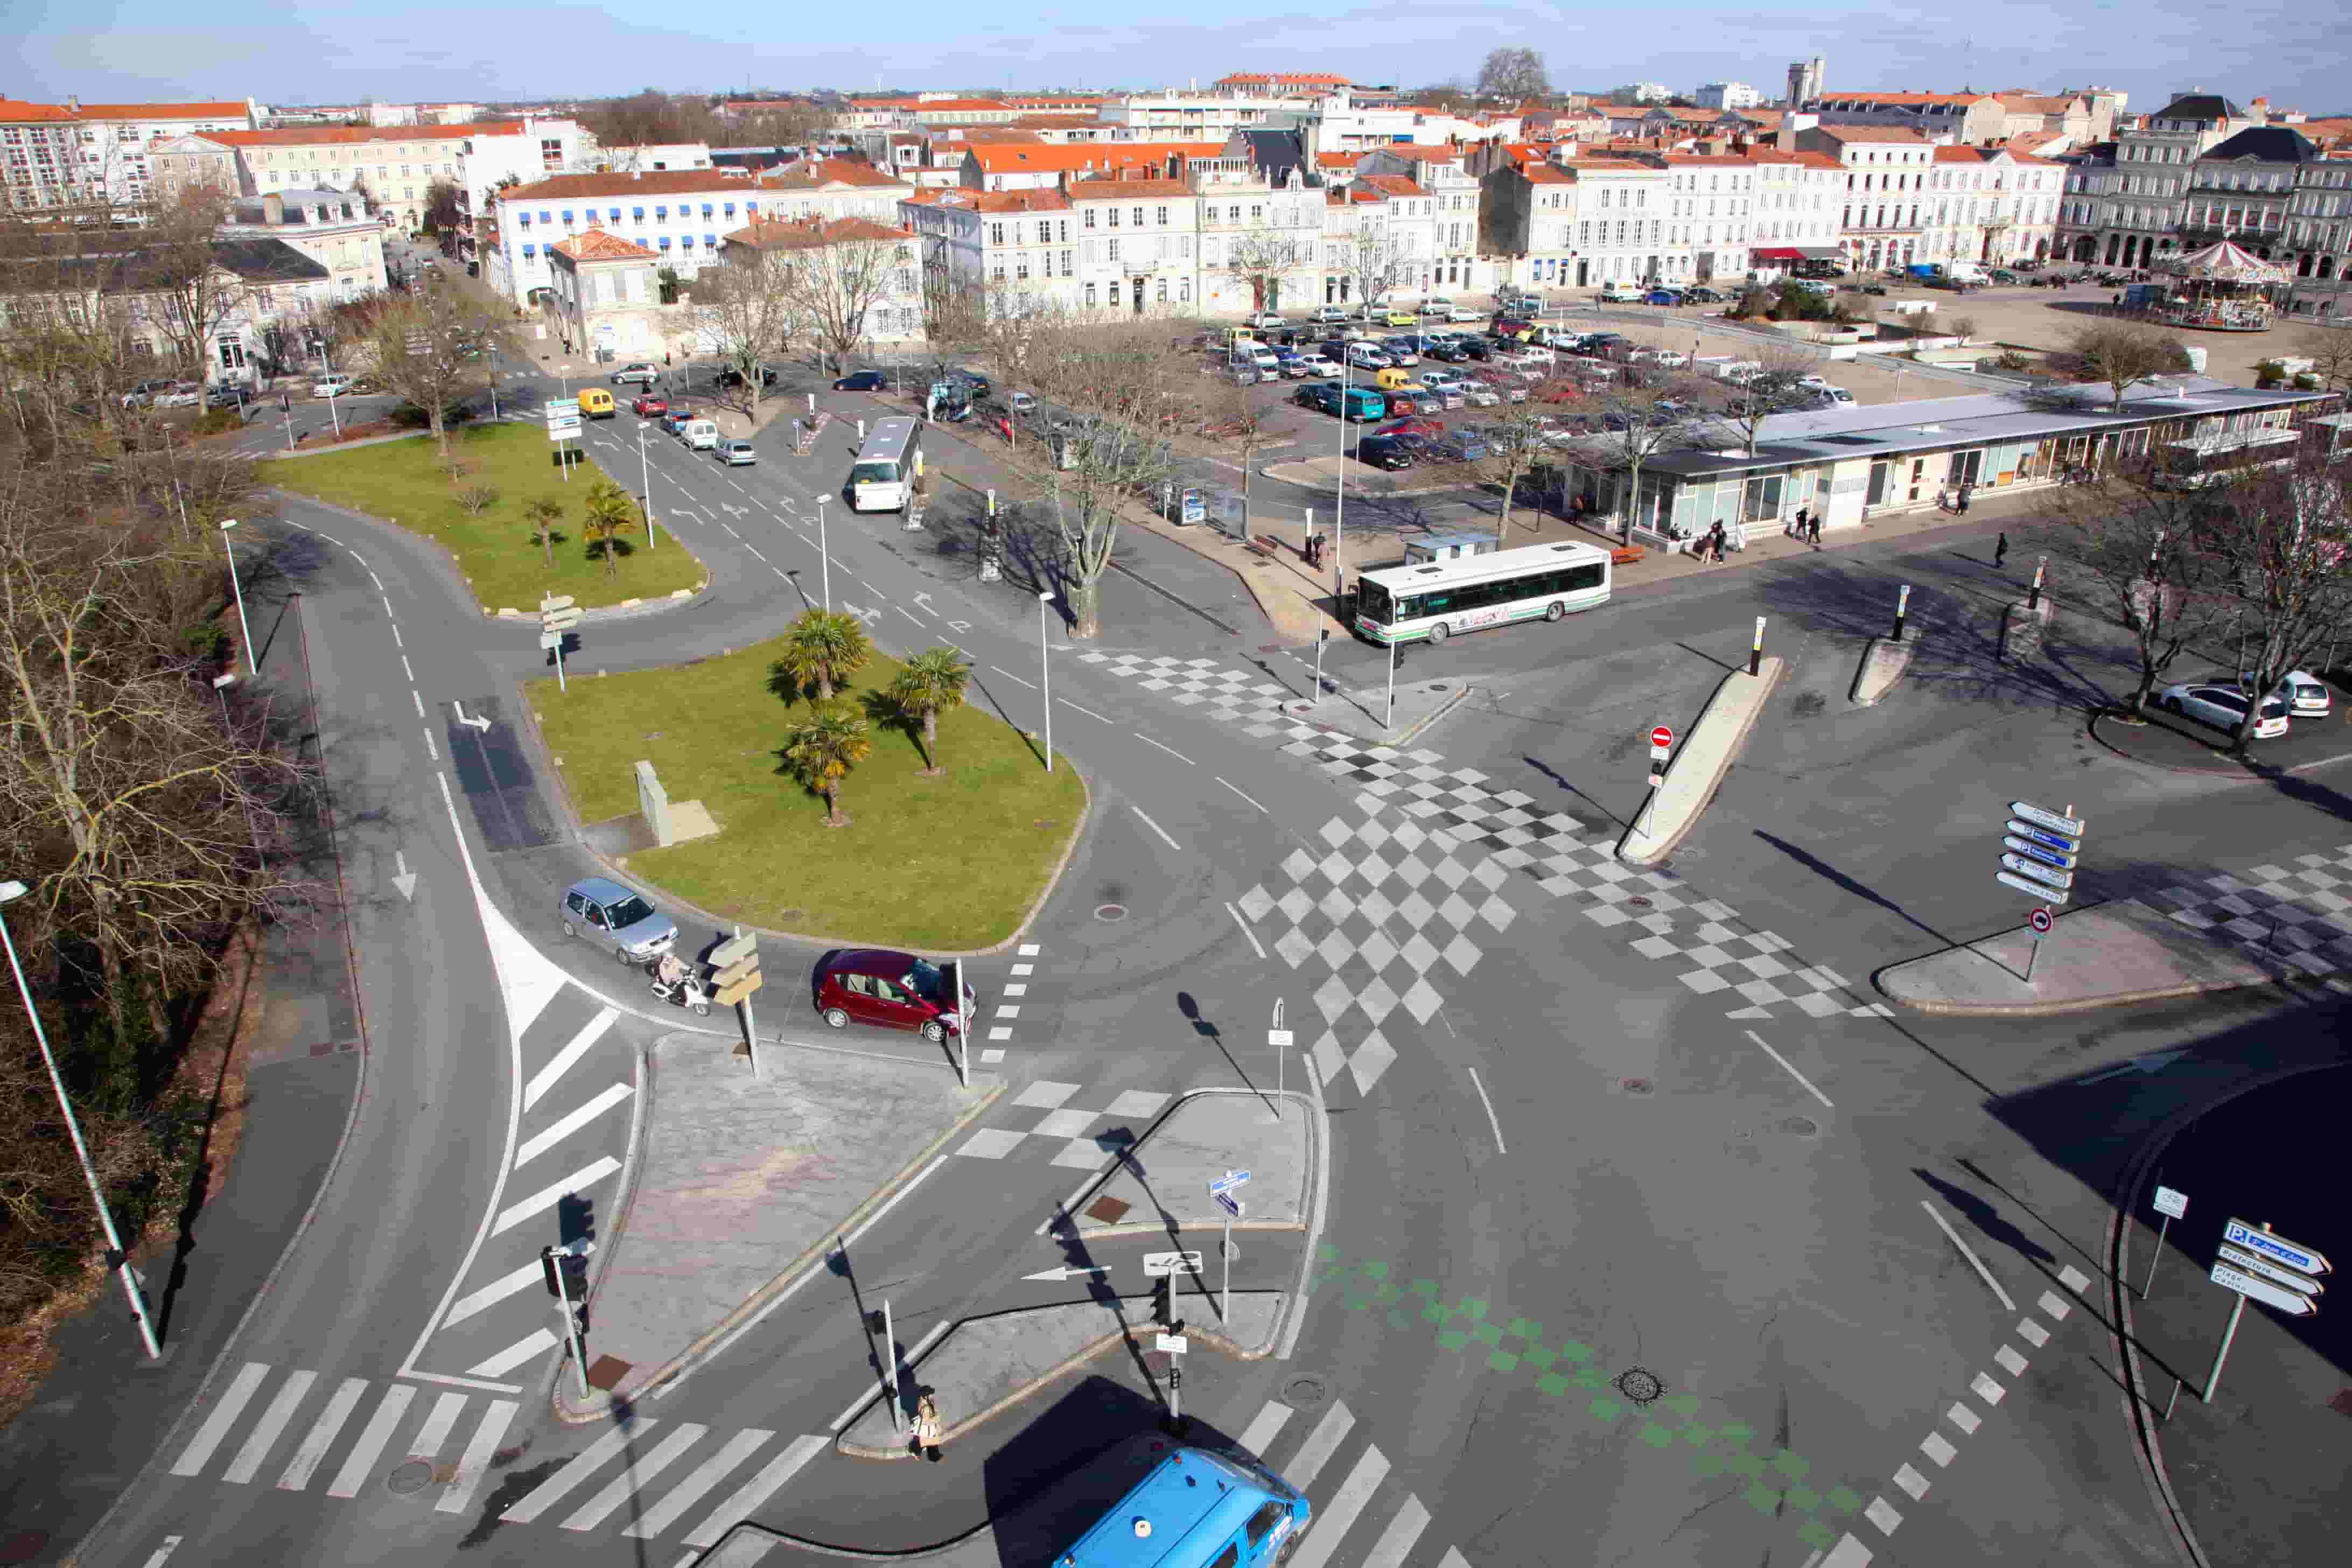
[561,877,678,964]
[717,438,757,466]
[2159,683,2289,739]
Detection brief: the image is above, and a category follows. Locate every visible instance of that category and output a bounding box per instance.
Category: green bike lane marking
[1317,1249,1864,1552]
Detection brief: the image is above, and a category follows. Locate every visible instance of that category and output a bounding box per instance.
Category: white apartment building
[1742,150,1846,272]
[1551,160,1675,288]
[752,157,913,223]
[2056,92,2247,269]
[1195,150,1322,315]
[207,120,584,233]
[1103,88,1322,139]
[1922,145,2062,264]
[1695,83,1765,111]
[718,216,926,344]
[487,170,770,305]
[1355,145,1487,292]
[899,185,1080,316]
[585,141,715,174]
[1,95,261,213]
[1068,177,1201,314]
[1794,125,1941,272]
[1658,155,1757,282]
[219,188,388,301]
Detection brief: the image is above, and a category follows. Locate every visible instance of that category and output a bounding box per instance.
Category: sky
[13,0,2349,114]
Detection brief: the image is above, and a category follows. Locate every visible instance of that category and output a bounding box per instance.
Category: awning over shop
[1751,246,1845,263]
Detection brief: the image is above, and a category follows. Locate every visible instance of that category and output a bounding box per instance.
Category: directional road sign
[1216,1191,1243,1218]
[2007,821,2080,856]
[2011,800,2085,837]
[1156,1333,1189,1354]
[2218,1244,2324,1297]
[1143,1250,1204,1277]
[2029,907,2055,935]
[2153,1184,2187,1219]
[545,397,580,419]
[1997,872,2069,904]
[2224,1219,2330,1277]
[2005,836,2076,871]
[1208,1170,1251,1194]
[2211,1261,2318,1316]
[2001,853,2074,891]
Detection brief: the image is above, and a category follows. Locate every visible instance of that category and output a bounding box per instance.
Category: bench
[1248,534,1285,559]
[1610,545,1646,566]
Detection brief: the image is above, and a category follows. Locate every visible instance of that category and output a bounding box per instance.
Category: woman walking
[914,1390,943,1462]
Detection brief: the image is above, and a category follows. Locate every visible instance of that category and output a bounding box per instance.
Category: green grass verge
[531,640,1087,950]
[268,421,706,611]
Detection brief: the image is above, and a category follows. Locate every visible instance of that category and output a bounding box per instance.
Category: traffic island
[1874,899,2300,1016]
[1053,1089,1310,1241]
[1282,676,1476,748]
[1849,635,1918,707]
[1616,656,1786,867]
[834,1292,1287,1460]
[556,1034,1003,1418]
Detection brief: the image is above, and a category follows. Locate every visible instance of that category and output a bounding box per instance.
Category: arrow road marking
[392,851,417,902]
[911,592,937,618]
[452,700,491,732]
[1023,1265,1110,1282]
[2079,1048,2186,1084]
[842,603,881,627]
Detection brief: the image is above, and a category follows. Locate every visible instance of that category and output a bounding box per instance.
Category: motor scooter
[648,954,712,1016]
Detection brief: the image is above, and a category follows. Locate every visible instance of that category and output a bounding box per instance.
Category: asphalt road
[50,344,2351,1568]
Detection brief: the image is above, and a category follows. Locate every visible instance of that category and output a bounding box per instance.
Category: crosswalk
[1233,1396,1473,1568]
[167,1361,826,1545]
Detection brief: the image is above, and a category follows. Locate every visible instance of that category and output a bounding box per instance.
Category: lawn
[268,421,706,612]
[530,640,1088,950]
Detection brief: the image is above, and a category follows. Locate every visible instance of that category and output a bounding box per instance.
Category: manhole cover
[1615,1368,1664,1405]
[1781,1116,1821,1138]
[1095,904,1129,922]
[0,1532,50,1566]
[1626,895,1652,908]
[386,1458,436,1495]
[1282,1375,1329,1409]
[1620,1077,1654,1096]
[1427,682,1450,691]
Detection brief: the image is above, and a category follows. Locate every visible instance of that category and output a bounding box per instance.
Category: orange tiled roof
[500,170,750,200]
[1068,177,1193,199]
[901,187,1072,213]
[69,100,248,121]
[1314,151,1364,168]
[551,229,656,262]
[912,98,1016,113]
[1807,125,1938,143]
[0,97,75,123]
[965,141,1220,174]
[209,121,526,147]
[756,156,905,190]
[724,215,913,247]
[1354,173,1430,198]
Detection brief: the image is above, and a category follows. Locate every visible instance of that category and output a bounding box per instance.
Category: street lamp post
[1038,591,1055,773]
[212,675,264,857]
[639,425,656,552]
[0,880,163,1359]
[218,520,256,676]
[816,496,831,610]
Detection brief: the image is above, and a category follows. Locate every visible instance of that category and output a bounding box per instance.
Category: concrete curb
[1849,635,1917,706]
[1616,656,1786,867]
[552,1078,1007,1423]
[1874,970,2281,1018]
[833,1292,1289,1461]
[1045,1086,1315,1242]
[2086,710,2352,780]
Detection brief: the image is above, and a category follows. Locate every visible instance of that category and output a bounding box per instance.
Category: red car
[632,393,669,417]
[1491,318,1537,340]
[1374,416,1445,439]
[813,949,976,1044]
[1532,380,1584,404]
[1382,393,1420,416]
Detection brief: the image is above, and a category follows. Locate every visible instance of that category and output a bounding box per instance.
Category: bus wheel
[1545,600,1566,622]
[1427,622,1448,645]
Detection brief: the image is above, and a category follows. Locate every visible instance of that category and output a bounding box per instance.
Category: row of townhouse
[2,95,263,212]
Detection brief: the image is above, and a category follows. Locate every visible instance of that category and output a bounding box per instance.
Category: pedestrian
[1709,521,1727,563]
[2112,291,2122,310]
[1807,512,1822,545]
[1994,531,2009,568]
[1794,505,1810,541]
[1958,482,1973,515]
[1936,487,1950,514]
[913,1389,943,1461]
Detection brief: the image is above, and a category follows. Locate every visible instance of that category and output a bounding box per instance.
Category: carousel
[2142,240,2290,332]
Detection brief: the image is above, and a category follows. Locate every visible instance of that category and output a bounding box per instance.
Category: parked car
[2159,683,2289,739]
[945,369,991,400]
[718,364,779,388]
[561,877,678,965]
[1682,286,1725,304]
[1007,390,1041,415]
[204,386,246,409]
[1381,309,1419,327]
[1988,269,2020,285]
[1443,305,1484,323]
[1597,281,1646,303]
[2237,669,2332,716]
[716,438,757,466]
[1297,380,1386,421]
[153,382,204,408]
[1297,352,1340,376]
[834,370,891,391]
[1270,348,1312,379]
[1643,289,1684,306]
[1355,435,1417,471]
[1653,349,1691,368]
[1377,339,1421,366]
[1374,415,1446,439]
[1420,339,1467,363]
[311,373,355,399]
[1452,336,1493,362]
[1473,368,1529,401]
[1243,311,1286,330]
[1496,346,1552,369]
[1458,381,1501,408]
[1797,374,1836,391]
[1490,318,1537,340]
[1424,430,1489,462]
[610,362,660,387]
[813,949,976,1044]
[1344,344,1393,370]
[632,394,670,417]
[1306,305,1352,325]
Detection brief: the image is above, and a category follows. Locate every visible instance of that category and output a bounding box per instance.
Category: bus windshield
[1356,580,1396,626]
[851,460,900,486]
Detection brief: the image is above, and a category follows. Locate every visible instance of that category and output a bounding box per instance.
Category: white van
[1598,281,1644,304]
[681,418,719,450]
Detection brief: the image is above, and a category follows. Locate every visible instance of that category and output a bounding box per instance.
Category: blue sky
[16,1,2348,113]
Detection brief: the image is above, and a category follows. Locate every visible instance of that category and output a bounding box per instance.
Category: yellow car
[1383,309,1420,327]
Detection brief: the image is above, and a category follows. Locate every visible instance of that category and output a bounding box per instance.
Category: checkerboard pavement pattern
[2139,845,2352,979]
[1074,650,1312,740]
[952,1081,1173,1166]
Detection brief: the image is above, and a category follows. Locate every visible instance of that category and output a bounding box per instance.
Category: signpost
[709,928,763,1078]
[1268,999,1291,1115]
[2221,1219,2330,1277]
[539,595,580,692]
[2216,1244,2323,1298]
[545,397,582,482]
[1996,802,2085,935]
[2144,1183,2186,1298]
[1209,1170,1251,1321]
[2203,1219,2327,1402]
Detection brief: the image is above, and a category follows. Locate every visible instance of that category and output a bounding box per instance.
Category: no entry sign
[1650,726,1674,748]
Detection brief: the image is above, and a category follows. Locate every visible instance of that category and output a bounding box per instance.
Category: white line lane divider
[990,665,1038,690]
[1058,698,1110,723]
[1920,1199,2016,1312]
[1133,808,1182,852]
[1465,1067,1507,1154]
[1741,1028,1835,1109]
[1138,734,1193,766]
[1224,900,1267,959]
[1217,778,1268,814]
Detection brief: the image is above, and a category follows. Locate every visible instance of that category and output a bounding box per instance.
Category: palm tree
[523,495,565,570]
[771,608,872,703]
[781,703,872,827]
[888,647,971,775]
[580,478,637,579]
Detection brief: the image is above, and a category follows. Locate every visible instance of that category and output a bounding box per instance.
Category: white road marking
[2059,1264,2092,1293]
[1822,1536,1873,1567]
[381,595,395,618]
[1919,1430,1957,1467]
[170,1361,271,1475]
[1003,984,1028,997]
[1356,1495,1431,1568]
[278,1376,368,1490]
[369,572,384,591]
[391,624,403,648]
[1216,778,1266,813]
[435,1399,520,1515]
[467,1327,559,1378]
[524,1007,619,1111]
[1969,1371,2006,1406]
[1237,1400,1293,1455]
[896,606,925,628]
[501,1415,655,1522]
[1994,1344,2029,1376]
[423,726,438,761]
[624,1429,774,1539]
[492,1155,622,1235]
[1282,1401,1354,1490]
[222,1369,316,1483]
[990,665,1037,689]
[1945,1401,1982,1435]
[1138,734,1193,765]
[1466,1067,1507,1154]
[722,524,740,538]
[1019,944,1040,956]
[402,655,415,682]
[1287,1443,1390,1568]
[2017,1318,2049,1347]
[443,1260,547,1328]
[1741,1030,1835,1109]
[326,1384,416,1497]
[562,1423,712,1531]
[2037,1290,2071,1321]
[1133,808,1182,851]
[138,1537,181,1567]
[1059,697,1109,722]
[680,1433,829,1547]
[1864,1495,1902,1535]
[1920,1200,2016,1312]
[411,689,425,718]
[1011,963,1033,976]
[411,1390,467,1459]
[1892,1462,1929,1500]
[994,1005,1021,1019]
[516,1081,634,1167]
[1224,901,1268,957]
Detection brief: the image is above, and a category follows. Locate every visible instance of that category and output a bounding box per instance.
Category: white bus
[849,416,922,511]
[1353,540,1611,645]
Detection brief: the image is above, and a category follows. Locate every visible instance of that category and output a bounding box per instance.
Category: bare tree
[2032,463,2237,714]
[421,179,466,256]
[2295,326,2352,395]
[1217,222,1313,314]
[915,248,987,377]
[1474,47,1551,102]
[360,286,488,456]
[691,257,792,413]
[768,221,914,375]
[2059,321,2194,412]
[1473,376,1573,533]
[1708,345,1818,457]
[2210,452,2352,755]
[1331,221,1416,316]
[138,183,242,382]
[1584,376,1700,537]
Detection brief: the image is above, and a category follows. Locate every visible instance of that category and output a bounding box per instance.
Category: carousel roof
[2163,240,2291,284]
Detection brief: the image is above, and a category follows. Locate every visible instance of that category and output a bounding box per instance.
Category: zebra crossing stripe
[622,1429,775,1539]
[524,1007,618,1111]
[517,1081,634,1169]
[437,1401,520,1515]
[1236,1400,1294,1456]
[327,1384,416,1498]
[222,1369,315,1485]
[170,1362,272,1476]
[561,1424,710,1531]
[502,1415,656,1523]
[492,1154,621,1235]
[468,1326,561,1380]
[444,1260,548,1329]
[412,1391,468,1460]
[1286,1444,1391,1568]
[277,1377,368,1491]
[681,1433,828,1548]
[1282,1401,1355,1491]
[1356,1494,1431,1568]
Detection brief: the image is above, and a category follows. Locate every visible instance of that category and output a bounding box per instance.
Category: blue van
[1056,1443,1310,1567]
[1297,380,1385,423]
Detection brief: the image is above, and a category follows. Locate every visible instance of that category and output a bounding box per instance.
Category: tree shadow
[856,688,927,764]
[1753,830,1973,953]
[586,537,635,566]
